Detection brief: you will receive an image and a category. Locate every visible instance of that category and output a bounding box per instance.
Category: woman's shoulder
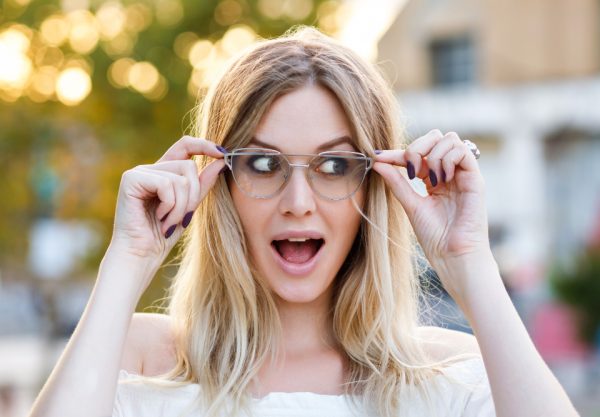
[121,312,177,376]
[416,325,481,361]
[120,318,479,375]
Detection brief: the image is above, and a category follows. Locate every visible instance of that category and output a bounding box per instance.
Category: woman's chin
[271,282,331,305]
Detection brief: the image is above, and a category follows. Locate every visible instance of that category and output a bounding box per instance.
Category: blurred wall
[378,0,600,90]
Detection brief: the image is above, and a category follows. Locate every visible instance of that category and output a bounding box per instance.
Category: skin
[228,84,368,394]
[29,81,578,416]
[374,132,579,415]
[108,87,578,417]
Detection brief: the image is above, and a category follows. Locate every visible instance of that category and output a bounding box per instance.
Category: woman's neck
[275,290,339,356]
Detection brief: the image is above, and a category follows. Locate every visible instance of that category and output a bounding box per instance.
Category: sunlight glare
[56,67,92,105]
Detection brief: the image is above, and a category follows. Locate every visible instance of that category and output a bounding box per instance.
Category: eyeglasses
[223,147,373,200]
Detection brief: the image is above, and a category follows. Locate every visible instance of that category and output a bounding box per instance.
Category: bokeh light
[0,0,337,106]
[284,0,313,20]
[40,15,70,47]
[29,65,59,99]
[96,1,127,40]
[0,26,33,94]
[221,24,257,56]
[128,61,160,93]
[67,10,100,54]
[258,0,313,20]
[107,57,134,88]
[55,67,92,105]
[188,39,215,69]
[173,31,199,60]
[214,0,243,26]
[155,0,184,27]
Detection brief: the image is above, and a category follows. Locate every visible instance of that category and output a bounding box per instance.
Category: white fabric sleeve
[461,358,496,417]
[111,370,130,417]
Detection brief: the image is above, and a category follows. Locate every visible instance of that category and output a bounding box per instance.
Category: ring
[463,139,480,160]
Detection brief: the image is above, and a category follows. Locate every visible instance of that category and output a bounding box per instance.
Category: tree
[0,0,340,310]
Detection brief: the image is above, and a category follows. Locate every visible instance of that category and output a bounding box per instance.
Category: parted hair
[159,26,477,417]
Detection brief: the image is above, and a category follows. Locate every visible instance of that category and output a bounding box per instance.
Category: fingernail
[160,213,169,222]
[374,150,382,155]
[429,169,438,187]
[182,211,193,228]
[441,169,446,183]
[219,166,228,175]
[165,224,177,239]
[407,161,415,180]
[216,145,227,154]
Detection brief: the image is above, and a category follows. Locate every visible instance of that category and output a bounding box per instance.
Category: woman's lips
[270,240,325,276]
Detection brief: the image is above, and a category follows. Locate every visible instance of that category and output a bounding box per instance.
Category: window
[430,35,476,87]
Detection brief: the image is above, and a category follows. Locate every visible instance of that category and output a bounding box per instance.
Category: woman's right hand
[108,135,227,265]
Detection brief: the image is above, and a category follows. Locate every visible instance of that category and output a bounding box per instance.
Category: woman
[29,27,578,417]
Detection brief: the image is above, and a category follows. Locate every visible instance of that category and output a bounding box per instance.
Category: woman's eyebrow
[248,135,354,152]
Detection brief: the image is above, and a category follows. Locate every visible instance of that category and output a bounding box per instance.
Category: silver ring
[463,139,480,160]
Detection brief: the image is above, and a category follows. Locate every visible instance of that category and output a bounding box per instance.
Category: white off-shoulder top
[113,357,495,417]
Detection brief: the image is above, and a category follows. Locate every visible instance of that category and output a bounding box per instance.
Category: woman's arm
[374,130,579,416]
[28,247,160,417]
[28,136,225,417]
[435,249,580,417]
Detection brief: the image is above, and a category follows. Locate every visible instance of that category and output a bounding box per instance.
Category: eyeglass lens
[229,151,369,200]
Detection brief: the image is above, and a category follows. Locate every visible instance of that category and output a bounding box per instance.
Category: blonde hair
[158,26,479,417]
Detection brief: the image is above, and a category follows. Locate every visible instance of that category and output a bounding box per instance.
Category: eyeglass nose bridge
[287,162,310,168]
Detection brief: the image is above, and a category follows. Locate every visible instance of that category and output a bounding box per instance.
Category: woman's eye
[318,158,347,175]
[249,155,280,173]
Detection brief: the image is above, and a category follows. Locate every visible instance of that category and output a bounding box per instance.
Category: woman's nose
[278,167,317,216]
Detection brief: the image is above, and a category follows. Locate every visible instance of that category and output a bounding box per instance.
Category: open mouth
[271,238,325,264]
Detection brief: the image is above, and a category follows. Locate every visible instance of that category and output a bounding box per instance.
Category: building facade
[377,0,600,291]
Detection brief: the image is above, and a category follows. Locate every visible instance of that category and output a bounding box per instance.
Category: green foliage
[0,0,333,311]
[550,244,600,345]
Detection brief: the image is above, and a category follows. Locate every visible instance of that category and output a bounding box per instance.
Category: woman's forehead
[250,85,357,152]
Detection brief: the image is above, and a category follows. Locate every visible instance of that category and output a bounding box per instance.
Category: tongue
[276,240,320,264]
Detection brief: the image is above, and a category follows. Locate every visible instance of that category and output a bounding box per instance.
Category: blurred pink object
[532,302,591,362]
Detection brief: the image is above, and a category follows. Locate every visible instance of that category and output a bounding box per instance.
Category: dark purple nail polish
[429,169,438,187]
[407,161,415,180]
[216,145,227,154]
[441,169,446,183]
[182,211,193,228]
[374,150,382,155]
[165,224,176,239]
[160,213,169,222]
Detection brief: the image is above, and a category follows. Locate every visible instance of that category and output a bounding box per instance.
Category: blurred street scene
[1,0,599,416]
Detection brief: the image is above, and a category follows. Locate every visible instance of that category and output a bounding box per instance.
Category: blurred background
[1,0,599,415]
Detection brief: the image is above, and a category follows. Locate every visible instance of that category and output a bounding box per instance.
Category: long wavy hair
[160,26,478,417]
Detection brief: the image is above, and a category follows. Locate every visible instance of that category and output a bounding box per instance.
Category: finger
[405,129,444,180]
[140,159,201,226]
[441,143,479,184]
[157,135,226,163]
[121,168,176,222]
[138,169,190,237]
[373,149,408,166]
[373,161,424,219]
[423,132,462,187]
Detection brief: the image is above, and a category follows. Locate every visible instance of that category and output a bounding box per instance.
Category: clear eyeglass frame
[223,147,373,201]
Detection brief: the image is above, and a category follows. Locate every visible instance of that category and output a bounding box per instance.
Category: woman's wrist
[431,248,503,311]
[98,244,162,303]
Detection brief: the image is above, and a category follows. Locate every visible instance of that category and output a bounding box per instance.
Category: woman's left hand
[373,130,491,295]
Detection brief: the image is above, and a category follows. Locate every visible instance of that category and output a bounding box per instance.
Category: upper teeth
[287,237,309,242]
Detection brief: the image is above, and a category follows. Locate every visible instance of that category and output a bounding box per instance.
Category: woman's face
[229,84,366,306]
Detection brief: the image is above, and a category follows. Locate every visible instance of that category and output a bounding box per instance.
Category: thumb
[373,161,424,219]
